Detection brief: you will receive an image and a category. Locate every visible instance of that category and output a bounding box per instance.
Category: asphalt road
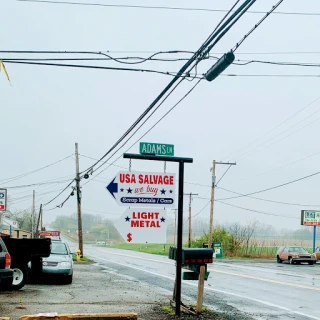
[70,242,320,320]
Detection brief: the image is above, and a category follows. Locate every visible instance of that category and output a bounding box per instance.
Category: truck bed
[1,237,51,259]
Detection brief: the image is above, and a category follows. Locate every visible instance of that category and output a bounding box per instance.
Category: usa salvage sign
[114,208,167,243]
[106,171,175,207]
[0,189,7,211]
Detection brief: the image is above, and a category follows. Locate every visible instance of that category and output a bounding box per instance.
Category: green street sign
[139,142,174,156]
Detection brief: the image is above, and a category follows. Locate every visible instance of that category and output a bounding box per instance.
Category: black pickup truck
[0,237,13,289]
[1,236,51,290]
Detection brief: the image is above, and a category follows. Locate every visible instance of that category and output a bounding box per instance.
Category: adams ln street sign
[139,142,174,157]
[106,171,175,208]
[114,208,167,244]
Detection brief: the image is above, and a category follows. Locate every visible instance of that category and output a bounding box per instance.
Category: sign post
[122,153,193,317]
[301,210,320,252]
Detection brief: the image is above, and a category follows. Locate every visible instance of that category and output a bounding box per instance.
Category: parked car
[312,247,320,262]
[42,239,73,284]
[0,237,13,289]
[276,246,316,265]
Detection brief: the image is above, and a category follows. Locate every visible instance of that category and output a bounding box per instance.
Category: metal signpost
[0,189,7,211]
[114,208,167,244]
[301,210,320,252]
[122,152,193,317]
[106,171,175,207]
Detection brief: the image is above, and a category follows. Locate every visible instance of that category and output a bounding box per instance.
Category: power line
[3,178,73,189]
[78,1,254,177]
[233,0,284,52]
[216,200,298,219]
[224,95,320,161]
[17,0,320,17]
[217,171,320,201]
[217,186,320,207]
[0,154,73,184]
[2,60,201,79]
[84,78,203,183]
[239,150,320,181]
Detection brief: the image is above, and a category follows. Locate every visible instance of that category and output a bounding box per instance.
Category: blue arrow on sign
[106,178,118,199]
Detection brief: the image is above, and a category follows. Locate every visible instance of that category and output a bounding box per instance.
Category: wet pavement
[77,243,320,320]
[1,240,319,320]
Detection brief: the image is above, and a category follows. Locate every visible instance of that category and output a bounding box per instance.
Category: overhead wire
[217,186,320,207]
[217,170,320,201]
[0,154,73,184]
[2,60,202,79]
[78,0,254,177]
[46,0,251,208]
[17,0,320,17]
[216,200,298,219]
[224,95,320,161]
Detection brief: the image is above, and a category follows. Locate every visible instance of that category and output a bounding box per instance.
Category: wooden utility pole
[208,161,236,248]
[36,204,42,237]
[185,192,198,248]
[75,142,83,257]
[32,190,35,238]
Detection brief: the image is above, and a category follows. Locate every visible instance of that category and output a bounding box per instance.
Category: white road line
[87,253,320,320]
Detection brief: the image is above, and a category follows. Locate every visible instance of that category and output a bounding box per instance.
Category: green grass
[72,254,94,263]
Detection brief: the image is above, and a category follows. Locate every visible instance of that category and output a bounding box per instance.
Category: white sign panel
[114,208,167,244]
[3,217,19,229]
[0,189,7,211]
[106,171,175,207]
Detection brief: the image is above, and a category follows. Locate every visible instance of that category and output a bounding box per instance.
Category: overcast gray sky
[2,0,320,230]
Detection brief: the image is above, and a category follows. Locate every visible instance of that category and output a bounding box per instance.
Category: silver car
[42,240,73,284]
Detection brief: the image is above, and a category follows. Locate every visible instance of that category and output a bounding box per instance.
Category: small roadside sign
[140,142,174,156]
[301,210,320,226]
[106,171,175,207]
[114,208,167,243]
[0,189,7,211]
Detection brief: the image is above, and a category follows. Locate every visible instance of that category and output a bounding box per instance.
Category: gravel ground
[0,263,253,320]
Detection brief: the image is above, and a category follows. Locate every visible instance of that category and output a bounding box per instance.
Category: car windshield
[51,242,68,255]
[288,247,308,253]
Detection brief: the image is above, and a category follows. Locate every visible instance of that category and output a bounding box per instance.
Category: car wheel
[64,274,73,285]
[277,256,282,263]
[289,257,295,265]
[11,265,28,290]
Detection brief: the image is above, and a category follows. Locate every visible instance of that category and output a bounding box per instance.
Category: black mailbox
[169,247,213,266]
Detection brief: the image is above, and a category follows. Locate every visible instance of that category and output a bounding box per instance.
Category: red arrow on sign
[127,233,132,242]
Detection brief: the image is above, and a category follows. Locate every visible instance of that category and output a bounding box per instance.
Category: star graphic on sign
[160,189,166,195]
[120,188,124,192]
[127,187,133,194]
[160,217,166,223]
[169,190,173,193]
[125,216,130,222]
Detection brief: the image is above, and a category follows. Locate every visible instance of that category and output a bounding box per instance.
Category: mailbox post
[169,247,213,312]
